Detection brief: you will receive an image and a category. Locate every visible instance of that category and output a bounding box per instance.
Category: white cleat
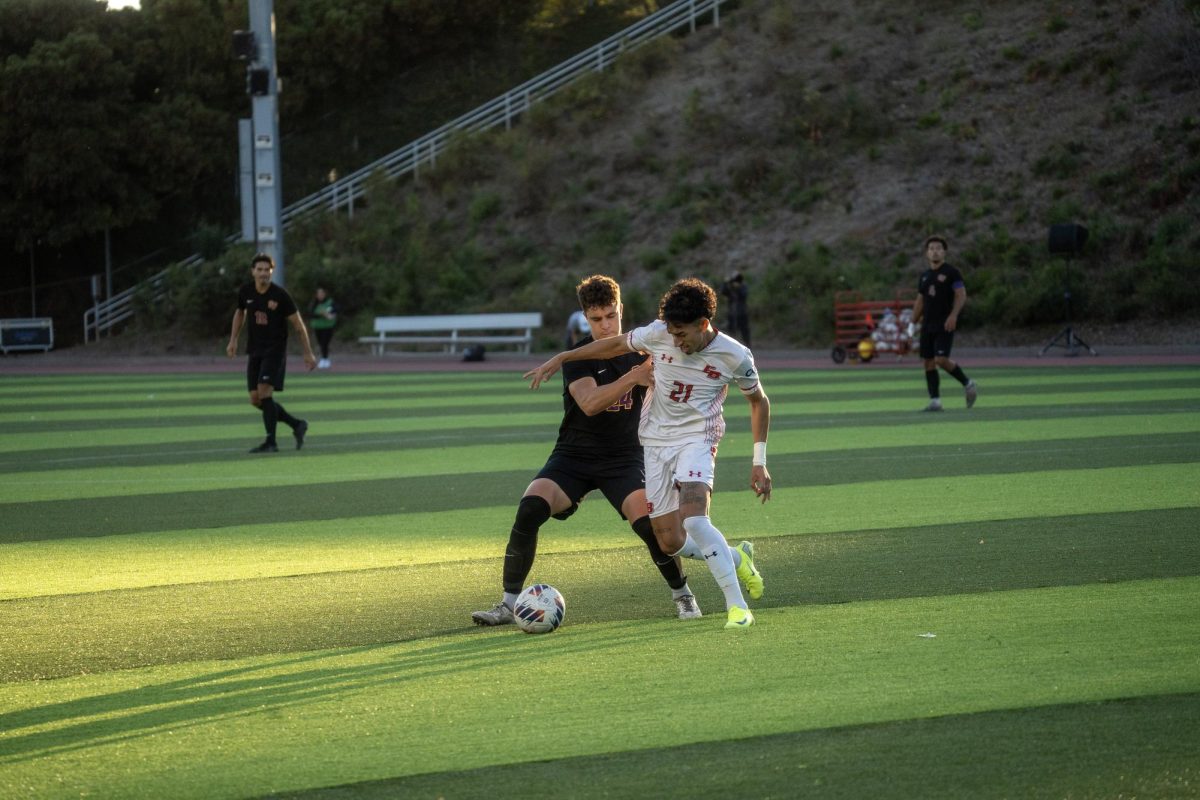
[674,594,703,619]
[471,602,514,626]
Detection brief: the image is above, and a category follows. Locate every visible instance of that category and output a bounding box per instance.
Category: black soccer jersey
[238,282,298,355]
[917,264,965,332]
[553,335,645,458]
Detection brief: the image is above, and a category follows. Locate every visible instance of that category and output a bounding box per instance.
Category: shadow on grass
[262,692,1200,800]
[4,506,1198,680]
[0,620,666,765]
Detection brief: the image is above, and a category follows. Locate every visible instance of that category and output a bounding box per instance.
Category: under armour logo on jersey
[689,470,703,478]
[659,354,674,363]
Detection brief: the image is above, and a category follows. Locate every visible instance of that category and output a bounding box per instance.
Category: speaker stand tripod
[1039,256,1098,357]
[1039,322,1097,356]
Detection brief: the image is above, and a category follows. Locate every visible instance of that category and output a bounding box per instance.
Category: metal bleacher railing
[84,0,728,342]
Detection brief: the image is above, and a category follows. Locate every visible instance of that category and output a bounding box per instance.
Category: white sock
[671,533,706,561]
[502,592,518,609]
[683,515,747,610]
[671,583,694,600]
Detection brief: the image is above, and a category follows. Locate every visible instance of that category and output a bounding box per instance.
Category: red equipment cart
[831,290,916,364]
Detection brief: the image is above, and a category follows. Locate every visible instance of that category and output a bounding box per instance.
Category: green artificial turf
[3,579,1198,798]
[0,365,1197,799]
[277,692,1200,800]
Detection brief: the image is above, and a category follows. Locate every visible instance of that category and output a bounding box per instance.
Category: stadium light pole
[235,0,286,286]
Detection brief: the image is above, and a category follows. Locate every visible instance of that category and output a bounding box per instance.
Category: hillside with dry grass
[159,0,1200,350]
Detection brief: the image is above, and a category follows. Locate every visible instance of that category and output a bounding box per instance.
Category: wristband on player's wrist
[752,441,767,467]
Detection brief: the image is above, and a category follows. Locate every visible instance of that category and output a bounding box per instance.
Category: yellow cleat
[735,541,763,600]
[724,606,755,630]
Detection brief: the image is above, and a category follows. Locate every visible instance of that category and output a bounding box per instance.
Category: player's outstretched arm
[524,334,633,389]
[525,353,566,389]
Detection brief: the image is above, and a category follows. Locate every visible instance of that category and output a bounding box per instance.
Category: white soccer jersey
[627,320,761,447]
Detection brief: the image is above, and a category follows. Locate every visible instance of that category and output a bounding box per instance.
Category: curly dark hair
[576,274,621,311]
[659,277,717,324]
[923,235,948,252]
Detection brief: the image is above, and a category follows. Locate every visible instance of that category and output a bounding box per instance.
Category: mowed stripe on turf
[3,461,1197,596]
[4,407,1198,501]
[3,507,1198,679]
[1,578,1197,798]
[7,369,1197,414]
[3,382,1197,428]
[4,455,1198,542]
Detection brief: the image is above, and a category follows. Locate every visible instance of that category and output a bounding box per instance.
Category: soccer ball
[513,584,566,634]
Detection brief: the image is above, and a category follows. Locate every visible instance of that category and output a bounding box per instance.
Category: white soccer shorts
[644,440,718,518]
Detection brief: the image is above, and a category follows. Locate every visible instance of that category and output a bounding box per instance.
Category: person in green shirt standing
[309,286,337,370]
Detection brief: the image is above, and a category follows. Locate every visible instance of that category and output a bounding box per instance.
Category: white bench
[359,312,543,355]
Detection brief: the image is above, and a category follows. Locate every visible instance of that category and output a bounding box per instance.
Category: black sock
[947,365,970,386]
[260,398,278,442]
[925,369,940,399]
[633,515,686,590]
[502,496,551,595]
[273,400,299,428]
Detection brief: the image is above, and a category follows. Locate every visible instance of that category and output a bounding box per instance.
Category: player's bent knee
[651,518,685,555]
[514,495,553,532]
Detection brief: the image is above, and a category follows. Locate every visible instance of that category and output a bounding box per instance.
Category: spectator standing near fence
[226,253,316,453]
[309,286,337,370]
[911,235,978,412]
[720,271,752,346]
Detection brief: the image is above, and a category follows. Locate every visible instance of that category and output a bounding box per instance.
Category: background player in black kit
[226,253,318,452]
[472,275,700,625]
[912,235,978,412]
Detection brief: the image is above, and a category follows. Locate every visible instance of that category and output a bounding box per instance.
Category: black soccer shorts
[246,351,287,391]
[536,450,645,521]
[919,330,955,360]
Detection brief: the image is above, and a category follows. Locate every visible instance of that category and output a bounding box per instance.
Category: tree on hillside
[0,0,240,252]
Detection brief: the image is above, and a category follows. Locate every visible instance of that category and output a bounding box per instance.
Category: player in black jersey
[472,275,700,625]
[912,236,978,412]
[226,254,318,453]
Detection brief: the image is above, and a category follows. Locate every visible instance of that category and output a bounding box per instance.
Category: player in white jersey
[527,277,771,630]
